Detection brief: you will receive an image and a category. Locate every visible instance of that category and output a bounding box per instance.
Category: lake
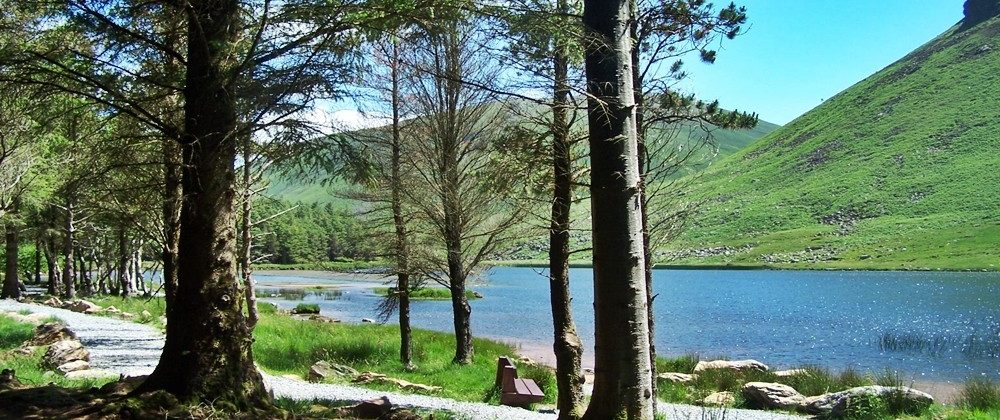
[258,267,1000,383]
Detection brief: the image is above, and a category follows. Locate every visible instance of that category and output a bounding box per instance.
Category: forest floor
[0,299,804,420]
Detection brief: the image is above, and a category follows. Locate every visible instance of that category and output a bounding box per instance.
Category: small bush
[960,378,1000,411]
[842,393,889,420]
[292,303,320,314]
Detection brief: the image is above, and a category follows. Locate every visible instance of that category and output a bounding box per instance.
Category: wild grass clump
[657,354,700,374]
[373,287,480,300]
[959,378,1000,412]
[0,314,35,349]
[841,393,889,420]
[777,366,872,397]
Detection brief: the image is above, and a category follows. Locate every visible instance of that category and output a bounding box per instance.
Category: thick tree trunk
[581,0,656,418]
[549,18,585,419]
[389,38,414,369]
[2,209,20,299]
[137,0,269,406]
[445,231,473,364]
[62,200,75,299]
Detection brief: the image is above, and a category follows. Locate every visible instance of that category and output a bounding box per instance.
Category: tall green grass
[0,315,115,389]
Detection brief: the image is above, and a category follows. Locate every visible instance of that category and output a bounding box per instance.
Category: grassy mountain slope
[666,15,1000,270]
[264,114,779,205]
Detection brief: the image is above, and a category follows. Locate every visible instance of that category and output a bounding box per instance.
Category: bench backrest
[495,356,519,389]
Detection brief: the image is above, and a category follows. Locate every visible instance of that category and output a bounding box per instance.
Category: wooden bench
[495,356,544,407]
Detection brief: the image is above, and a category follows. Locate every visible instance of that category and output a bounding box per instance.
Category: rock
[120,312,135,320]
[56,360,90,374]
[774,369,808,377]
[694,359,769,373]
[361,318,375,323]
[472,291,484,299]
[742,382,806,410]
[141,310,152,318]
[159,316,167,325]
[43,297,63,307]
[0,369,22,390]
[104,306,121,314]
[351,396,392,419]
[65,369,120,380]
[42,339,90,369]
[702,391,736,406]
[804,386,934,415]
[64,300,102,314]
[658,372,697,383]
[28,323,77,346]
[308,361,359,381]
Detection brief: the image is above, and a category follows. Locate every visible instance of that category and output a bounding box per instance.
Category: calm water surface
[260,268,1000,382]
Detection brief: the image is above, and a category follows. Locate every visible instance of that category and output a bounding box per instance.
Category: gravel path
[0,299,803,420]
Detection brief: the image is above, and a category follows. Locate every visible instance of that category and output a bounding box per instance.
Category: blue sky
[678,0,965,125]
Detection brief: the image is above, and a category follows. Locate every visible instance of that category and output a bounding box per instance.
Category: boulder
[141,310,152,318]
[104,306,121,314]
[42,339,89,369]
[361,318,375,323]
[693,359,769,373]
[43,297,63,307]
[658,372,697,383]
[742,382,806,410]
[702,391,736,406]
[65,369,120,380]
[774,369,808,377]
[64,300,102,314]
[28,323,77,346]
[351,396,392,419]
[56,360,90,374]
[804,386,934,415]
[307,361,359,382]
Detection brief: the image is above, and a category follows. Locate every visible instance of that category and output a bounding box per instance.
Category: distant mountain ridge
[666,12,1000,270]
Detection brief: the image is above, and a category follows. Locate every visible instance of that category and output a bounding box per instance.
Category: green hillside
[265,113,779,205]
[666,14,1000,270]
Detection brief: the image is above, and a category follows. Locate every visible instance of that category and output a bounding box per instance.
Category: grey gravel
[0,299,803,420]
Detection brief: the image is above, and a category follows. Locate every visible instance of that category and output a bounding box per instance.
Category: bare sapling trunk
[549,16,585,418]
[581,0,656,418]
[240,134,258,327]
[62,199,76,299]
[389,38,413,369]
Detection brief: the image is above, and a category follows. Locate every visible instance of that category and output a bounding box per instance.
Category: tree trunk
[44,234,57,296]
[549,13,585,418]
[631,18,658,411]
[136,0,269,406]
[162,139,182,310]
[62,199,75,299]
[118,228,132,297]
[2,205,20,299]
[581,0,656,418]
[389,37,414,369]
[445,229,472,364]
[239,134,258,328]
[34,236,41,285]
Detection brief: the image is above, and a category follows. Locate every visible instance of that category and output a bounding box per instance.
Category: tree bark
[549,11,585,417]
[136,0,269,407]
[118,228,133,297]
[33,236,41,285]
[44,231,57,296]
[2,201,20,299]
[162,135,182,310]
[582,0,656,418]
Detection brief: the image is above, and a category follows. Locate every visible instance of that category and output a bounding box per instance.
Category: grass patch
[958,378,1000,412]
[0,314,35,349]
[657,354,700,374]
[86,295,166,329]
[372,287,481,301]
[292,303,321,314]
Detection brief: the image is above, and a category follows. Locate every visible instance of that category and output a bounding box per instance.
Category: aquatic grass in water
[878,329,1000,358]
